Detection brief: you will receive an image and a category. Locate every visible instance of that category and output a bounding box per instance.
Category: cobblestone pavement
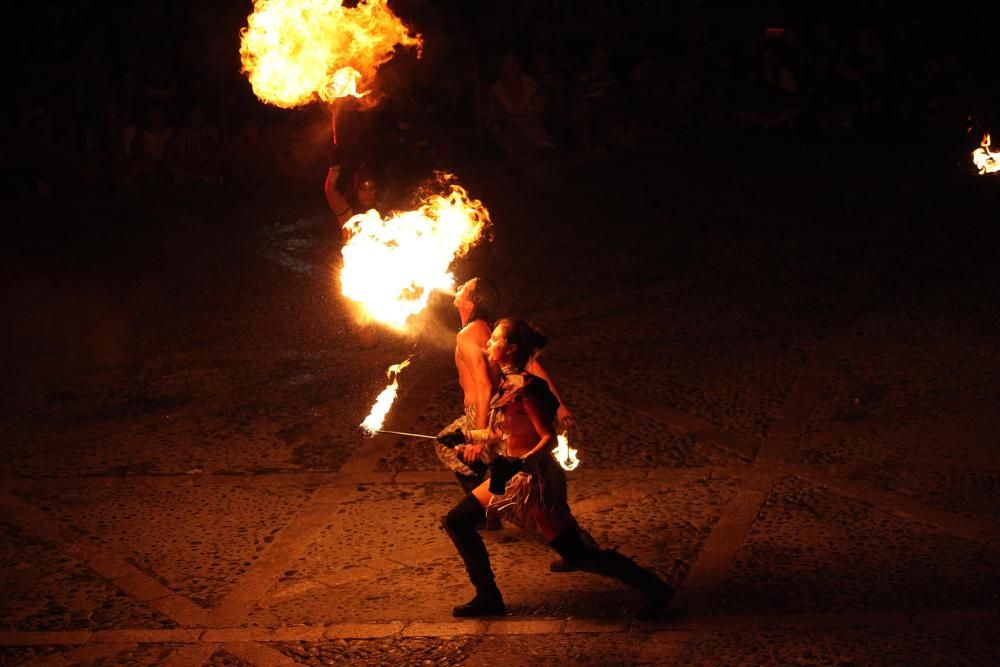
[1,142,999,665]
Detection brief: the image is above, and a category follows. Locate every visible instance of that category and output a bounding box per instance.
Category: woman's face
[356,179,378,208]
[487,324,514,366]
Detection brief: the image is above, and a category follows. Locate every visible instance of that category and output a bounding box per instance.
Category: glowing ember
[360,359,410,435]
[340,175,490,329]
[553,432,580,471]
[240,0,421,108]
[972,133,1000,174]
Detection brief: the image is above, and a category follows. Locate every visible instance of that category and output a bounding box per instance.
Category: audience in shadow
[3,1,993,202]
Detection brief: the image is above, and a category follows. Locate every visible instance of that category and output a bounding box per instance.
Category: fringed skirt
[486,454,575,539]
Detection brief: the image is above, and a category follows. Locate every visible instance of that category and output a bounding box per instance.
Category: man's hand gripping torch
[376,428,489,477]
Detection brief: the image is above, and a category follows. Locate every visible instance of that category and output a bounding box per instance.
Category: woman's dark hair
[495,317,548,369]
[468,277,500,326]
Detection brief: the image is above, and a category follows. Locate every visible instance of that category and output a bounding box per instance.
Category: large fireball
[240,0,421,108]
[340,177,490,329]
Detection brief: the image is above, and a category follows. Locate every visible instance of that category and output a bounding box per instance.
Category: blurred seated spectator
[572,47,619,156]
[229,118,279,194]
[12,93,65,198]
[835,27,889,127]
[734,45,801,131]
[533,52,570,147]
[165,104,222,185]
[620,51,673,147]
[904,55,960,132]
[121,105,174,186]
[487,53,555,156]
[802,19,844,131]
[141,54,178,109]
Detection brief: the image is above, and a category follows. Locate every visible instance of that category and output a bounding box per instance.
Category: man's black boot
[452,585,506,617]
[443,495,507,617]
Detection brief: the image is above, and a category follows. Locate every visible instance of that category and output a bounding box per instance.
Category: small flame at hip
[553,432,580,471]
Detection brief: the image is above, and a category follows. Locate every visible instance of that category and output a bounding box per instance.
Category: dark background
[3,0,1000,433]
[1,4,999,664]
[3,0,999,203]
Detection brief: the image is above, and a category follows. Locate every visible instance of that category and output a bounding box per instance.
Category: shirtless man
[435,277,501,494]
[436,277,575,494]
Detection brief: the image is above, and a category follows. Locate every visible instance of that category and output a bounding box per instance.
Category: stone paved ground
[1,139,999,665]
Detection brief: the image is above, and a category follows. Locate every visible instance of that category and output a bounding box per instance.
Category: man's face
[454,279,476,310]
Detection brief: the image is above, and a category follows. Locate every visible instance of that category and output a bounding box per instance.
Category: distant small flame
[972,133,1000,174]
[340,174,490,329]
[552,432,580,471]
[360,359,410,435]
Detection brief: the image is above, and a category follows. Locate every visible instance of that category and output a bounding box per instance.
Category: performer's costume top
[484,370,575,538]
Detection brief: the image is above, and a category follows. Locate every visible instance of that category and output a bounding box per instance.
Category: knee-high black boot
[549,529,673,619]
[441,495,506,617]
[453,472,502,531]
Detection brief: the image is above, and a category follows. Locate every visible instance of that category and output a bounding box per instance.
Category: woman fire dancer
[437,318,673,618]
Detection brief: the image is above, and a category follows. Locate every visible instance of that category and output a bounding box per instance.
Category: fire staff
[436,318,673,618]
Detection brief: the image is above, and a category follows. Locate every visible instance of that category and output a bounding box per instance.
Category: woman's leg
[441,483,505,617]
[548,528,674,619]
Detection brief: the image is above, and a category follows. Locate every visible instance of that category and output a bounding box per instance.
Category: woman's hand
[457,443,486,464]
[557,405,575,429]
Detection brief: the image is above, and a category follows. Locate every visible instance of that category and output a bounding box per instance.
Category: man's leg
[454,471,483,495]
[453,470,503,530]
[439,409,502,530]
[441,495,506,617]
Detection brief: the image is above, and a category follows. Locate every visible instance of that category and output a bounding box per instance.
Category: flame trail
[360,359,411,435]
[552,432,580,471]
[340,174,490,329]
[973,133,1000,174]
[240,0,421,108]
